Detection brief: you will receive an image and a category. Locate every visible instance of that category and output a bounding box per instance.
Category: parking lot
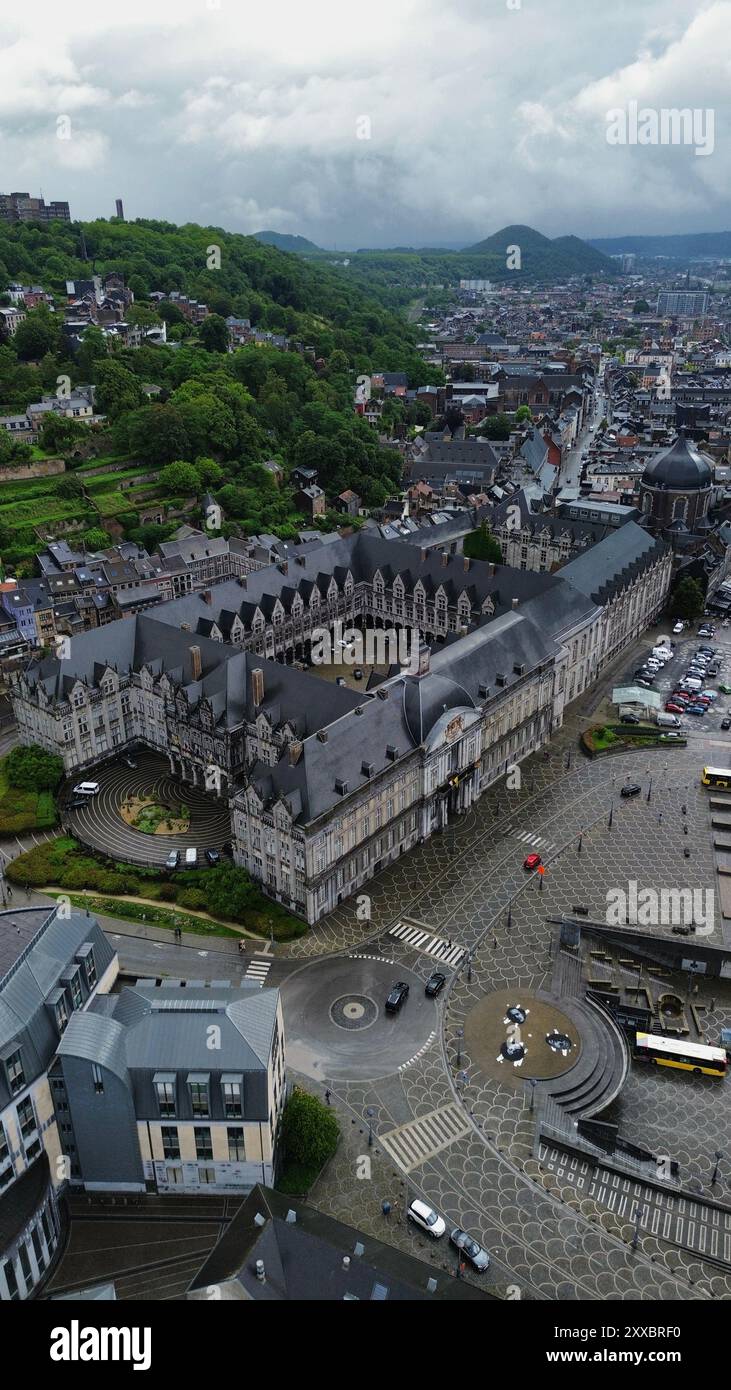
[622,622,731,737]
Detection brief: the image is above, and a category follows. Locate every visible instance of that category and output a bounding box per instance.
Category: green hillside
[0,217,442,571]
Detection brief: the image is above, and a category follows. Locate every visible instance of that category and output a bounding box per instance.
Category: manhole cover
[329,994,378,1031]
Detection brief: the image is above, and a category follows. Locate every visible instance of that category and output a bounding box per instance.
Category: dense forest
[0,217,444,562]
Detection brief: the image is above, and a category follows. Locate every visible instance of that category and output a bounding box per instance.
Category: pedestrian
[324,1088,331,1106]
[6,884,11,900]
[25,882,30,900]
[492,933,498,949]
[681,804,687,817]
[657,812,663,825]
[710,997,716,1011]
[381,1199,391,1218]
[238,939,245,954]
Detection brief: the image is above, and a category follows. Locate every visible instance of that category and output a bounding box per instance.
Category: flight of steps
[538,950,630,1119]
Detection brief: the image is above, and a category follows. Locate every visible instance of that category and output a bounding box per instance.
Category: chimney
[278,560,289,575]
[463,555,470,573]
[251,668,264,707]
[255,1260,266,1283]
[289,741,303,766]
[512,597,519,610]
[342,1256,351,1272]
[420,547,427,563]
[440,551,449,567]
[237,575,248,588]
[202,589,212,605]
[190,645,202,680]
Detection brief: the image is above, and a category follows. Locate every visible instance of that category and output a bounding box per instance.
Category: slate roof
[560,520,667,605]
[187,1185,492,1301]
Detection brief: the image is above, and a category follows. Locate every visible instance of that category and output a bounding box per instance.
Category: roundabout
[62,750,231,865]
[282,956,438,1083]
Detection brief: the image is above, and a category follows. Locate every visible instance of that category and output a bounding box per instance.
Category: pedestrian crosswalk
[388,921,466,967]
[511,829,558,854]
[539,1143,731,1265]
[244,957,272,986]
[380,1102,472,1172]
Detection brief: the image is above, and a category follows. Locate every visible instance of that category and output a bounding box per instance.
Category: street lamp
[456,1028,464,1068]
[577,833,583,855]
[608,802,613,830]
[367,1107,375,1148]
[631,1205,642,1251]
[646,777,652,803]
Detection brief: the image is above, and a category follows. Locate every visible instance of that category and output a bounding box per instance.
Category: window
[199,1166,216,1185]
[16,1096,36,1140]
[54,996,68,1034]
[222,1078,242,1119]
[3,1260,19,1300]
[18,1242,31,1288]
[92,1063,104,1095]
[5,1049,25,1096]
[188,1077,209,1117]
[195,1127,213,1160]
[0,1124,8,1167]
[31,1227,45,1274]
[154,1076,176,1117]
[227,1127,246,1161]
[161,1127,180,1159]
[166,1165,183,1185]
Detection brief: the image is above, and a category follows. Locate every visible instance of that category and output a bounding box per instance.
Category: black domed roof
[402,672,475,744]
[642,433,712,490]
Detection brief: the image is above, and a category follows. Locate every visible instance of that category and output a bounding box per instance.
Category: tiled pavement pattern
[290,721,731,1299]
[539,1143,731,1265]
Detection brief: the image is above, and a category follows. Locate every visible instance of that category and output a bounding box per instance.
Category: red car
[665,702,684,713]
[672,692,691,702]
[523,853,542,871]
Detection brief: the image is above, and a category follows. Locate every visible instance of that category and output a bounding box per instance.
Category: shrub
[177,888,207,911]
[158,882,178,901]
[280,1090,339,1177]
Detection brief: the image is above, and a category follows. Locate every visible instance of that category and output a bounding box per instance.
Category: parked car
[408,1199,446,1238]
[222,841,234,858]
[686,704,708,715]
[620,783,642,798]
[72,781,99,796]
[719,684,731,695]
[722,718,731,731]
[450,1227,490,1271]
[121,753,137,770]
[673,621,684,633]
[385,981,410,1013]
[620,712,640,724]
[65,797,87,811]
[523,852,542,871]
[185,847,198,866]
[701,690,718,700]
[425,970,447,998]
[636,679,654,689]
[665,703,685,714]
[166,850,181,869]
[205,848,221,866]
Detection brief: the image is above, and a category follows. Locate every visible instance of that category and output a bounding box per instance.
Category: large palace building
[12,523,671,924]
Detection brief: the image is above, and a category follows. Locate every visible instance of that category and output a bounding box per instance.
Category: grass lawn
[0,762,57,833]
[45,890,242,939]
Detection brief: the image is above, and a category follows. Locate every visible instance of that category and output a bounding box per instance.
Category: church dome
[642,433,712,491]
[402,672,475,745]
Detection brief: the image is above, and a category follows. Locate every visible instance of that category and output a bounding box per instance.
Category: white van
[684,677,702,690]
[72,781,100,796]
[185,847,198,867]
[656,712,680,728]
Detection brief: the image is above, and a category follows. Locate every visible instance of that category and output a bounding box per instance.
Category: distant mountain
[589,230,731,260]
[253,229,321,252]
[465,225,612,275]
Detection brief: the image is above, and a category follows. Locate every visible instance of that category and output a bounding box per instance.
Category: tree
[38,413,86,454]
[94,360,146,418]
[159,459,201,495]
[280,1089,339,1172]
[515,405,532,423]
[463,523,503,564]
[195,457,224,488]
[670,576,705,624]
[198,314,229,353]
[633,299,650,314]
[81,527,112,550]
[480,413,513,440]
[4,744,64,792]
[13,306,60,361]
[76,324,108,379]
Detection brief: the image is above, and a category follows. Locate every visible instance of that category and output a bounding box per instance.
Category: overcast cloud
[0,0,728,245]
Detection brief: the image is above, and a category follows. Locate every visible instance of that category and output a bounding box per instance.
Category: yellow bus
[701,766,731,788]
[634,1032,727,1077]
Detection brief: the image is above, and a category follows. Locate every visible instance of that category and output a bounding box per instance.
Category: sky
[0,0,729,248]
